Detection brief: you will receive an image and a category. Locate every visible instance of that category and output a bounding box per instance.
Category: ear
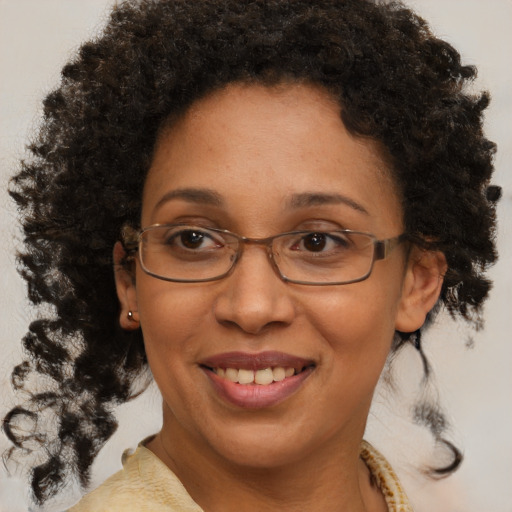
[395,246,447,333]
[113,241,140,330]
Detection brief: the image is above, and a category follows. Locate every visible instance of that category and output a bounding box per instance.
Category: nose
[213,245,296,335]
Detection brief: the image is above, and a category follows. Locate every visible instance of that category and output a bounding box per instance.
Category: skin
[115,82,446,512]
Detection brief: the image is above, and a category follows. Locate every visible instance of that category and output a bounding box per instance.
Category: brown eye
[302,233,327,252]
[162,228,221,252]
[289,232,352,255]
[179,230,207,249]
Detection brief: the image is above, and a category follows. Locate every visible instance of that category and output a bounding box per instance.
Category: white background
[0,1,511,511]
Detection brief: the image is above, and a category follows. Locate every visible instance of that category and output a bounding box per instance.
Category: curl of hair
[4,0,499,503]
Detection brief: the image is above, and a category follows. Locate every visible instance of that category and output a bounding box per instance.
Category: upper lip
[200,351,315,371]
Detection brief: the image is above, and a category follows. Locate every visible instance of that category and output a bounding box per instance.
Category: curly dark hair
[3,0,499,504]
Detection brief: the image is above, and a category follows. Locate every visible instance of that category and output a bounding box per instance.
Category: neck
[146,408,387,512]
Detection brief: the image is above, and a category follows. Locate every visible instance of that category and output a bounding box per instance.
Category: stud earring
[127,311,137,322]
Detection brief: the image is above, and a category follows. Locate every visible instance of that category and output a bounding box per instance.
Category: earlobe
[113,241,140,330]
[395,247,447,333]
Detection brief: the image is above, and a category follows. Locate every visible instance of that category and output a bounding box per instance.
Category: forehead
[143,82,402,232]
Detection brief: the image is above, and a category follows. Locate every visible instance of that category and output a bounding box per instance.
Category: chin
[204,421,330,471]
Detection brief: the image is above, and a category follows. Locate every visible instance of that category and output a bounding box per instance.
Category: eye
[165,228,223,251]
[292,232,350,253]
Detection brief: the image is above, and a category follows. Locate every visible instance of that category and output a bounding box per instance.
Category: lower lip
[203,367,314,409]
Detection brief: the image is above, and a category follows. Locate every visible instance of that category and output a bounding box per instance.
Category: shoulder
[360,441,414,512]
[68,445,203,512]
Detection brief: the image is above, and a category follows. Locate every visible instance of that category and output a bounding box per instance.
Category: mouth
[200,352,315,409]
[206,366,309,385]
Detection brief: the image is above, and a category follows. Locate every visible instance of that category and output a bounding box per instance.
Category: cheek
[135,276,213,360]
[300,277,402,363]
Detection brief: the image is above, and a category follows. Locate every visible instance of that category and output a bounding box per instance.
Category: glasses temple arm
[374,234,409,261]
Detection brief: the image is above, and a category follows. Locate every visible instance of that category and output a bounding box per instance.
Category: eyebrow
[288,193,369,215]
[154,187,224,210]
[153,187,368,215]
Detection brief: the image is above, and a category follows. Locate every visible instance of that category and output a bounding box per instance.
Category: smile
[200,352,315,409]
[212,366,301,385]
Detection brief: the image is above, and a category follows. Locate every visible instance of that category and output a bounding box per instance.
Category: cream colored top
[69,440,413,511]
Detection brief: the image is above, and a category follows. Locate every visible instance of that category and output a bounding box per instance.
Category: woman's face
[118,83,436,469]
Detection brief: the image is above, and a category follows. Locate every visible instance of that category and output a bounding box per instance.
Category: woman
[2,0,500,511]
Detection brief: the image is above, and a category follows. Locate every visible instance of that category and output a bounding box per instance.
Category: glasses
[123,224,407,286]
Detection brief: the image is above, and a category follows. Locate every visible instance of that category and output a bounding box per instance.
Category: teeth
[214,366,299,385]
[272,367,286,382]
[255,368,273,385]
[238,369,255,384]
[225,368,239,383]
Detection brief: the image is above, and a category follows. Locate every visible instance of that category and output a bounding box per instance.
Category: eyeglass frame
[121,223,409,286]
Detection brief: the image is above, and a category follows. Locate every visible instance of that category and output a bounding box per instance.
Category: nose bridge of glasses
[240,234,275,248]
[233,234,282,275]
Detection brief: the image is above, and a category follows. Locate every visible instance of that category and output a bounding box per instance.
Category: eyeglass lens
[139,225,378,285]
